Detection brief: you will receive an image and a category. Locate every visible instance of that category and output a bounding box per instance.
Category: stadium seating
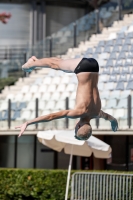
[1,11,133,131]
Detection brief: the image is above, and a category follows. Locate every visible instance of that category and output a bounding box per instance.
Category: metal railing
[0,46,27,60]
[1,0,133,78]
[0,49,27,78]
[71,172,133,200]
[29,1,119,58]
[1,95,132,130]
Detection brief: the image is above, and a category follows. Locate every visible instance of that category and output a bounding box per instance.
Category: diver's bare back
[75,72,101,119]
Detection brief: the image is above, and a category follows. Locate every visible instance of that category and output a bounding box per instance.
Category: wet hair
[75,123,92,141]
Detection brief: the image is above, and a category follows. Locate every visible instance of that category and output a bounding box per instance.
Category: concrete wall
[0,4,30,46]
[0,3,85,46]
[46,5,85,36]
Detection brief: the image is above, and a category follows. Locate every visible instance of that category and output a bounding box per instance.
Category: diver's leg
[22,56,82,73]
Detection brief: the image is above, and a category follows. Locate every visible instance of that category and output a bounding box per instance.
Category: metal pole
[33,0,37,45]
[49,37,52,57]
[65,97,69,128]
[118,0,122,20]
[33,135,37,168]
[73,23,77,48]
[10,48,12,60]
[127,95,131,129]
[95,9,100,34]
[14,135,17,168]
[54,151,58,169]
[34,98,37,169]
[8,99,11,129]
[95,118,99,129]
[33,98,38,169]
[24,52,27,77]
[5,47,7,59]
[126,136,129,171]
[65,97,76,169]
[32,0,35,46]
[35,98,38,129]
[65,145,73,200]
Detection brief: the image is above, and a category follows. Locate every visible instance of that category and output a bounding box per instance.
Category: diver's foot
[111,118,118,132]
[22,56,38,72]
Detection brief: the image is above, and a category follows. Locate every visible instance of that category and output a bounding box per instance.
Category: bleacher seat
[21,85,30,94]
[14,94,24,102]
[55,100,65,110]
[125,59,133,66]
[42,93,51,101]
[17,102,27,110]
[106,60,114,67]
[69,99,75,109]
[66,84,75,92]
[116,99,127,108]
[43,77,52,84]
[29,85,38,94]
[98,82,104,91]
[105,99,117,108]
[12,110,21,120]
[121,67,130,74]
[109,52,117,60]
[115,59,123,67]
[5,94,14,101]
[115,81,125,90]
[126,81,133,90]
[47,85,57,93]
[99,74,108,82]
[45,101,56,110]
[104,82,115,90]
[0,102,8,111]
[38,85,47,93]
[100,91,110,99]
[114,108,125,118]
[26,101,35,111]
[18,110,32,121]
[57,84,66,92]
[109,74,117,82]
[52,77,61,85]
[102,67,110,75]
[23,93,32,101]
[109,90,120,99]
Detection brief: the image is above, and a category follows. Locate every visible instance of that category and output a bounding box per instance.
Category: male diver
[15,56,118,139]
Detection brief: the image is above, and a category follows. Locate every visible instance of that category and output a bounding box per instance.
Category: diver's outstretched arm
[15,109,84,137]
[98,110,118,132]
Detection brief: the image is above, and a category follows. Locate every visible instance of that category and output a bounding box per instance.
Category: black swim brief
[74,58,99,74]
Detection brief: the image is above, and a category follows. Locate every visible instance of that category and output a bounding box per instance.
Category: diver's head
[75,120,92,141]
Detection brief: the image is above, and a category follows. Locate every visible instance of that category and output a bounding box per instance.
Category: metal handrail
[71,172,133,200]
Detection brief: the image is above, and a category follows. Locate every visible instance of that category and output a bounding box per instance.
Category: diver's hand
[0,12,11,24]
[15,122,28,137]
[110,118,118,132]
[22,56,37,72]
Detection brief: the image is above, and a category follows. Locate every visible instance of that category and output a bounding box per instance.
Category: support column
[126,136,129,171]
[41,0,46,40]
[41,0,46,57]
[118,0,122,20]
[14,135,18,168]
[73,23,77,48]
[29,1,34,47]
[95,9,100,34]
[30,0,37,46]
[128,95,131,129]
[33,0,37,45]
